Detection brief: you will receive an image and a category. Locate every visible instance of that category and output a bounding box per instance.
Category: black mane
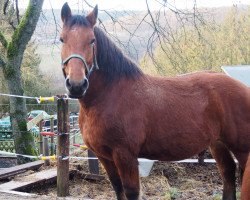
[94,27,143,83]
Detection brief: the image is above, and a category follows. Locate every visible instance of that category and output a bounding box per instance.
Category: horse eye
[60,38,64,43]
[90,39,95,45]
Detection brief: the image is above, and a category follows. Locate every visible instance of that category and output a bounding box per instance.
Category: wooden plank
[0,168,57,191]
[0,160,44,180]
[0,168,76,191]
[76,171,105,181]
[27,113,44,131]
[0,190,38,197]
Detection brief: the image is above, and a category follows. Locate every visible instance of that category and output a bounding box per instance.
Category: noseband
[61,44,99,79]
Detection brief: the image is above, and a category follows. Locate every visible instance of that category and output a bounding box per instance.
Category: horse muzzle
[65,77,89,99]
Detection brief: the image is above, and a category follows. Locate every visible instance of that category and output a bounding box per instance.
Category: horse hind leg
[98,157,126,200]
[210,141,236,200]
[232,151,249,171]
[232,151,249,185]
[241,154,250,200]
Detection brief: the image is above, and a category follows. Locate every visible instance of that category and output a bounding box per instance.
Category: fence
[0,93,216,198]
[0,102,80,154]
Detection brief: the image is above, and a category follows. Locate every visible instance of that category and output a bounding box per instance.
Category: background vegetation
[140,6,250,76]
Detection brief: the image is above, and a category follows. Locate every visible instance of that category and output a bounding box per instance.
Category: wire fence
[0,93,80,154]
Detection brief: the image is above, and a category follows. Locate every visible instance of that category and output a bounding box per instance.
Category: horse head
[60,3,98,98]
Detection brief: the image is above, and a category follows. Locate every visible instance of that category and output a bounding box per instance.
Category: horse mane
[94,27,143,83]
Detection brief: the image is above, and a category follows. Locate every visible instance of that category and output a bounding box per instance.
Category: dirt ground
[31,150,241,200]
[0,150,242,200]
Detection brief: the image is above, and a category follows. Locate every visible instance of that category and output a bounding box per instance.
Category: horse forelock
[65,15,90,28]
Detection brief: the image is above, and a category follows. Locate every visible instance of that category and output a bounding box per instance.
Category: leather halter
[61,44,99,79]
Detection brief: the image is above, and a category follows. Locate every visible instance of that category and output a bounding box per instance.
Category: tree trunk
[1,0,44,162]
[4,59,36,161]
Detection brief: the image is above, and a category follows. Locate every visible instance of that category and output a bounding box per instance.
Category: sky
[18,0,250,11]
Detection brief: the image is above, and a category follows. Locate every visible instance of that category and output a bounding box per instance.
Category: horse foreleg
[241,155,250,200]
[98,157,126,200]
[210,141,236,200]
[113,150,141,200]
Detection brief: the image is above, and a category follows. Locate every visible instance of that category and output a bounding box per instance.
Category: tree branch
[7,0,44,59]
[15,0,20,24]
[3,0,9,15]
[0,56,6,67]
[0,31,8,49]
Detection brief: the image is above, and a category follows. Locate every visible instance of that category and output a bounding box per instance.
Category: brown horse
[241,155,250,200]
[60,3,250,200]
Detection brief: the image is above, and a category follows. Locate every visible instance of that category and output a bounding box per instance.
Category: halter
[61,44,99,79]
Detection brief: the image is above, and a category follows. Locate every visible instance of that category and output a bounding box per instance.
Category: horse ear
[86,5,98,27]
[61,2,72,23]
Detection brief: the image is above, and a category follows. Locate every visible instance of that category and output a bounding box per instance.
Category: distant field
[37,44,65,92]
[34,6,236,88]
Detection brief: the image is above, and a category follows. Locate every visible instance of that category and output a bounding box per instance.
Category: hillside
[33,6,249,92]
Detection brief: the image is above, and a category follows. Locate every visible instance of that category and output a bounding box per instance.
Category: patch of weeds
[212,192,222,200]
[164,191,171,200]
[164,187,180,199]
[213,191,241,200]
[236,191,241,199]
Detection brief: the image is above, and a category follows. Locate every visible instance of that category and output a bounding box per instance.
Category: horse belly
[139,130,211,161]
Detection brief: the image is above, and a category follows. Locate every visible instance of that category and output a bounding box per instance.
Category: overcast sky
[19,0,250,11]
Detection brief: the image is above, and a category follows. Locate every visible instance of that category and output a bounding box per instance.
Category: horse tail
[241,154,250,200]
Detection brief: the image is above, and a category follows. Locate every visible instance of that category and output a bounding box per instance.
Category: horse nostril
[65,78,72,90]
[82,78,89,90]
[65,77,89,97]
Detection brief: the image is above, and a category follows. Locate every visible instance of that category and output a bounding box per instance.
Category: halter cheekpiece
[61,44,99,79]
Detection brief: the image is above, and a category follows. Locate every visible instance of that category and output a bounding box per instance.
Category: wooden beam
[0,168,76,192]
[27,113,44,131]
[0,160,43,180]
[76,171,105,181]
[0,190,37,197]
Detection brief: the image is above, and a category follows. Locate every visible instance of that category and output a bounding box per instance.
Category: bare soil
[0,150,242,200]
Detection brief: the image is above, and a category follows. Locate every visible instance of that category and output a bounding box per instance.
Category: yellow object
[41,154,56,160]
[39,96,55,103]
[80,145,88,150]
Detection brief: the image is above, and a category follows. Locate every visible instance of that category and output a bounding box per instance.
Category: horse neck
[79,28,143,108]
[94,27,143,83]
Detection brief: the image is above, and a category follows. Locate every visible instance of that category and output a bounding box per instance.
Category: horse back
[79,71,250,161]
[138,72,250,160]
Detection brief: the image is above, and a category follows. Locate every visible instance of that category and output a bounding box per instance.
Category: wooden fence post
[57,96,69,197]
[88,150,99,174]
[198,150,205,165]
[50,117,55,155]
[43,137,50,166]
[39,121,43,155]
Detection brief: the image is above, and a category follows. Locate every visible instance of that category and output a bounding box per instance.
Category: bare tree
[41,0,207,60]
[65,0,206,68]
